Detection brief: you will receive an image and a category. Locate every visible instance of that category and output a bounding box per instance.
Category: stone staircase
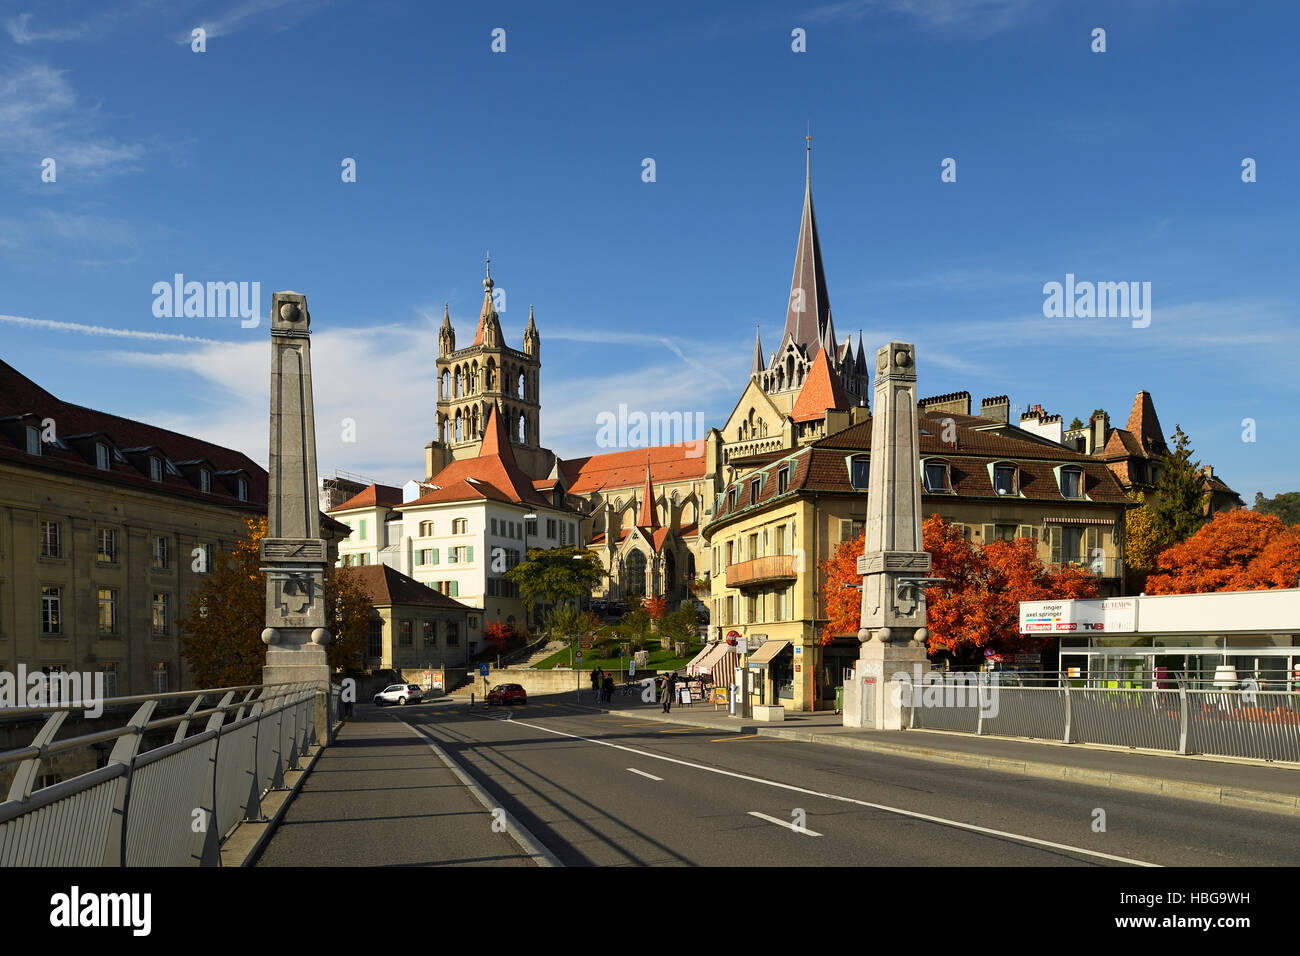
[520,640,565,668]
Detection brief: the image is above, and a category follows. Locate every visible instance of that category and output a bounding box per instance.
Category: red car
[487,683,527,705]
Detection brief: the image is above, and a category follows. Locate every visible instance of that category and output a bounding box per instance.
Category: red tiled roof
[329,482,404,513]
[790,347,851,422]
[0,358,267,510]
[561,444,708,494]
[350,563,471,611]
[405,404,557,509]
[707,414,1130,529]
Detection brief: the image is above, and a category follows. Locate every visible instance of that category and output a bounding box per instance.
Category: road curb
[755,727,1300,817]
[392,717,563,867]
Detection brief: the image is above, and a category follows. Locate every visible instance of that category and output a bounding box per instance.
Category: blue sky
[2,0,1296,497]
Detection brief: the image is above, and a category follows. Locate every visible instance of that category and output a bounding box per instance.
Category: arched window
[626,551,647,597]
[518,414,526,443]
[440,369,450,400]
[455,410,463,442]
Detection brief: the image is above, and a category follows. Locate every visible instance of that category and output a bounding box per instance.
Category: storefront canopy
[692,642,731,674]
[747,639,790,668]
[685,643,716,674]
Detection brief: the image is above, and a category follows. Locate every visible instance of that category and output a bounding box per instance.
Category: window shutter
[839,519,852,542]
[451,581,458,597]
[981,523,996,545]
[1085,527,1099,566]
[467,546,473,562]
[432,548,439,564]
[1049,526,1062,564]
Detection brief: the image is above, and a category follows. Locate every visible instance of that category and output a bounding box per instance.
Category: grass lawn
[533,641,704,672]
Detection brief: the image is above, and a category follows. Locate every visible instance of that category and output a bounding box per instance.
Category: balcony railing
[726,554,798,587]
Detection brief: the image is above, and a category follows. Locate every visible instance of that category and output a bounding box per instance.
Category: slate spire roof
[781,140,831,360]
[750,326,765,376]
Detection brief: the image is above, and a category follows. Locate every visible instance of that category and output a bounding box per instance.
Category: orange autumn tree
[1144,509,1300,594]
[180,516,369,687]
[819,516,1098,665]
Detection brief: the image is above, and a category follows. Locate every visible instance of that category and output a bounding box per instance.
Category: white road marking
[626,768,663,781]
[502,717,1161,867]
[749,811,822,836]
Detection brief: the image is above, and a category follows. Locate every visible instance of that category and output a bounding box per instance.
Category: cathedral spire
[475,255,499,347]
[782,135,831,360]
[750,325,764,377]
[637,453,660,532]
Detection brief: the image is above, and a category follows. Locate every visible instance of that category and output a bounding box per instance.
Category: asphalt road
[380,695,1300,867]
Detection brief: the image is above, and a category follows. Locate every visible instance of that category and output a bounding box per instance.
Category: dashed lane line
[749,811,823,837]
[500,715,1161,868]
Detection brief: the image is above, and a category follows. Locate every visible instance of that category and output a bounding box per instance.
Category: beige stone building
[0,359,345,697]
[349,563,472,671]
[703,412,1132,712]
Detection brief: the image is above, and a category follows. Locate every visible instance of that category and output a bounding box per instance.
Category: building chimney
[979,395,1010,423]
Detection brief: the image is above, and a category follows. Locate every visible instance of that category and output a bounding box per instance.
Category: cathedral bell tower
[429,255,546,479]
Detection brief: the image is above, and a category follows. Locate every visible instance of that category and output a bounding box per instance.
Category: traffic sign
[576,652,583,662]
[479,663,490,676]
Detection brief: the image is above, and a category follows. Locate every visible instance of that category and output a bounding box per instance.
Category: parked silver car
[373,683,423,706]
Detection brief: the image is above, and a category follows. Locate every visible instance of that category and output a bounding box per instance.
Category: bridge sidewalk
[253,712,541,866]
[554,692,1300,817]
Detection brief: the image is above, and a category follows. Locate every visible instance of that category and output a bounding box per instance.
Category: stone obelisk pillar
[843,341,931,729]
[260,291,332,740]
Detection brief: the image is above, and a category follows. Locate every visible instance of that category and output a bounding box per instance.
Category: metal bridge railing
[0,681,332,867]
[899,674,1300,763]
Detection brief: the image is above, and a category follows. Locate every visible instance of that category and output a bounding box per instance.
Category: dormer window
[778,467,789,495]
[96,442,110,471]
[993,463,1017,496]
[237,477,248,501]
[1060,468,1084,499]
[200,468,211,493]
[850,455,870,491]
[749,478,761,503]
[150,457,163,481]
[923,461,951,493]
[26,426,41,456]
[727,488,737,512]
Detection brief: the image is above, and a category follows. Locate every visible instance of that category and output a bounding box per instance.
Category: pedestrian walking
[662,672,677,713]
[589,666,601,702]
[603,674,614,703]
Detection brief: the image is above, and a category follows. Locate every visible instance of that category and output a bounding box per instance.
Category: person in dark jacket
[662,672,678,713]
[603,674,614,702]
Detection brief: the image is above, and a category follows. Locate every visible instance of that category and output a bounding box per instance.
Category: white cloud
[0,64,146,179]
[181,0,334,42]
[0,313,218,343]
[805,0,1049,37]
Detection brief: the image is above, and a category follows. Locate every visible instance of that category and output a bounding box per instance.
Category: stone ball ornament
[894,349,912,368]
[311,627,332,645]
[857,627,871,644]
[261,627,281,645]
[913,627,928,644]
[279,302,301,323]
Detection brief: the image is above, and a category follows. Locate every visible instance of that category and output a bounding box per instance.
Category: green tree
[543,604,598,653]
[1148,425,1208,549]
[505,546,606,616]
[1254,491,1300,526]
[659,602,700,647]
[615,608,653,651]
[1069,417,1084,431]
